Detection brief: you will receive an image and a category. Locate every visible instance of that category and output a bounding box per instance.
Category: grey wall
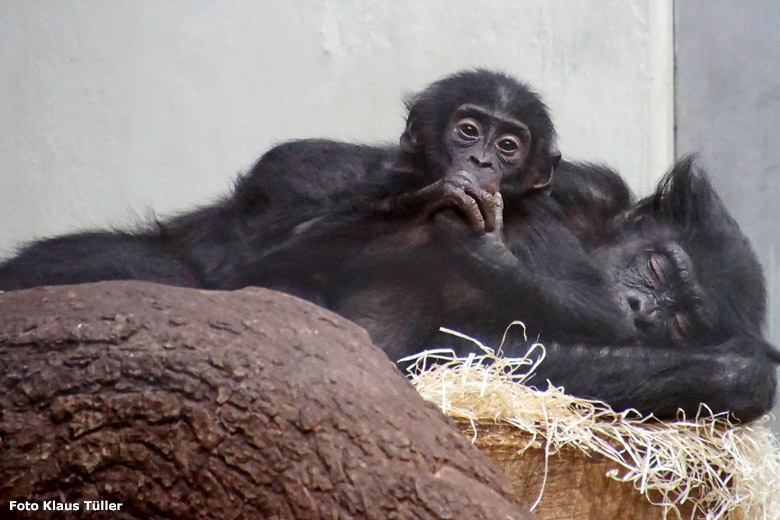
[675,1,780,428]
[0,0,673,257]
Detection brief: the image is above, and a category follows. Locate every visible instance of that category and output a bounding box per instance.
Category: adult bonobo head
[597,157,771,348]
[399,69,561,199]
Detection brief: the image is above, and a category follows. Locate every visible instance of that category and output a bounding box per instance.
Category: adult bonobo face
[400,69,560,204]
[595,157,767,346]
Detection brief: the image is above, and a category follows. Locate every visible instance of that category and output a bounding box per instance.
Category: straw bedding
[404,324,780,519]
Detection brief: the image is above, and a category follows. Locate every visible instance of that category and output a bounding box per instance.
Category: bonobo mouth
[448,164,502,195]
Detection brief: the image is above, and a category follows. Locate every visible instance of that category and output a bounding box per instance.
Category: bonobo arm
[270,205,638,347]
[522,336,778,422]
[0,231,200,290]
[231,211,403,304]
[432,210,636,344]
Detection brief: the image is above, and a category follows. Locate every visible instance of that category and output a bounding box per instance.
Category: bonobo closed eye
[617,247,702,343]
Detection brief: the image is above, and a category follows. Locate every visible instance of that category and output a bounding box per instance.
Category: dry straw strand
[402,327,780,520]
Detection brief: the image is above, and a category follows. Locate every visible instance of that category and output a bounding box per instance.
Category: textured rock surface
[0,281,533,519]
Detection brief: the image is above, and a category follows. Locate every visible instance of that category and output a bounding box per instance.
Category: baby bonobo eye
[456,118,481,140]
[496,134,522,156]
[647,253,671,285]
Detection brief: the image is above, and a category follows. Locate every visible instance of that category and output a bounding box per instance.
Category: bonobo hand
[432,204,514,267]
[432,170,503,233]
[392,170,504,233]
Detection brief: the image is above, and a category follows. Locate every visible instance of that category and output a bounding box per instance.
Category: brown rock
[0,281,534,519]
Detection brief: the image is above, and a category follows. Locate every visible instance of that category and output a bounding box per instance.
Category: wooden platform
[454,419,714,520]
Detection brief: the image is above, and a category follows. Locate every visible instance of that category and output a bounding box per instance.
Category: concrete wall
[674,0,780,429]
[0,0,673,256]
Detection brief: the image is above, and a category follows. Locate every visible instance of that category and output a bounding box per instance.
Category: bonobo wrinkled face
[400,69,560,197]
[596,157,766,347]
[446,103,532,194]
[595,233,713,346]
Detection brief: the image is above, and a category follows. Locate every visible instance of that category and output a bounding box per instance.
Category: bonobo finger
[422,189,485,233]
[432,172,487,233]
[449,169,480,188]
[493,192,504,231]
[480,190,505,233]
[463,185,497,232]
[453,191,486,233]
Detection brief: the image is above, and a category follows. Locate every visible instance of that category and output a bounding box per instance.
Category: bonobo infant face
[400,69,560,197]
[445,103,533,194]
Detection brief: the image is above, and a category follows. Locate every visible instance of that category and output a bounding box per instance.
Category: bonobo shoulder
[234,138,395,213]
[547,161,634,247]
[552,161,633,213]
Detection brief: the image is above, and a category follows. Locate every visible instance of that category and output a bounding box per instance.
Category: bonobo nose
[626,290,660,330]
[469,155,493,168]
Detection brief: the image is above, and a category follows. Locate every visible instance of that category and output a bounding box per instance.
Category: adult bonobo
[425,158,780,422]
[556,159,779,420]
[0,69,559,290]
[249,156,777,421]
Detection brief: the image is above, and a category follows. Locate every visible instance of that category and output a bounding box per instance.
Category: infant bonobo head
[597,157,767,346]
[400,69,560,198]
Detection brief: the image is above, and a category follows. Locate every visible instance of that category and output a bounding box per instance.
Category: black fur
[0,71,775,422]
[433,158,779,421]
[243,156,778,421]
[1,69,560,290]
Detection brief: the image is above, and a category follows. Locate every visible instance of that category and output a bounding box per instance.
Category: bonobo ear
[399,117,421,153]
[531,149,562,190]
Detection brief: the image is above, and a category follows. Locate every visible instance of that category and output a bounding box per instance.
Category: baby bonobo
[385,69,560,232]
[239,69,560,235]
[0,69,560,291]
